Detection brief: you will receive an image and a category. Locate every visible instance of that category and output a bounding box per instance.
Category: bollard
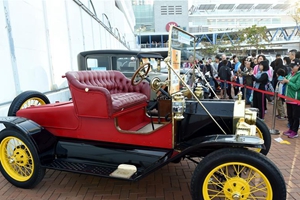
[270,92,280,135]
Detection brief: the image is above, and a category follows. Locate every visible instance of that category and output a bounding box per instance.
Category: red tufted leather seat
[65,71,150,118]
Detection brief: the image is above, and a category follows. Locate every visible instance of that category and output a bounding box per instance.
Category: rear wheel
[0,129,45,188]
[191,148,286,200]
[8,91,50,116]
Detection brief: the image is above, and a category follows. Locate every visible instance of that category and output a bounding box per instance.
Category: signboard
[178,32,191,45]
[166,22,178,32]
[169,49,181,94]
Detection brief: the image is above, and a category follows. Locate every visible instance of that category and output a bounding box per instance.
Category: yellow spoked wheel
[203,162,272,199]
[253,126,264,153]
[0,129,45,188]
[8,91,50,116]
[20,97,47,109]
[253,118,271,155]
[0,136,34,181]
[191,148,286,200]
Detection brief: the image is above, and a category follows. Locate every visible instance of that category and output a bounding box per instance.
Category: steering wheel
[131,63,151,86]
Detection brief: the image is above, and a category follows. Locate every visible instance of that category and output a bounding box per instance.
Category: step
[43,159,138,180]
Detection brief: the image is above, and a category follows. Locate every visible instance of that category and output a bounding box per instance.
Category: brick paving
[0,103,299,200]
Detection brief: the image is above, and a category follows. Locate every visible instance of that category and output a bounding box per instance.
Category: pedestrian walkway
[0,104,299,200]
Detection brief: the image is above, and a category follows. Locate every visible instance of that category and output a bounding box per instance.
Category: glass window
[272,18,281,24]
[86,56,109,71]
[207,19,216,25]
[117,56,138,72]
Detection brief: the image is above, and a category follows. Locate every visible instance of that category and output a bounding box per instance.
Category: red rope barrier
[216,78,300,104]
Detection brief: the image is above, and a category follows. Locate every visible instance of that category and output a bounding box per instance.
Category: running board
[43,159,139,180]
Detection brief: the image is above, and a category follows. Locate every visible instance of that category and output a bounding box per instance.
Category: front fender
[202,134,264,145]
[174,134,265,159]
[0,116,57,164]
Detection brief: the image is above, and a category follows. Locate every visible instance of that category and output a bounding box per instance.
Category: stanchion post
[270,91,280,135]
[224,80,227,99]
[244,84,246,101]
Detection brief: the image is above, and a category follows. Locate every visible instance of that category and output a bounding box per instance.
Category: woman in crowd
[282,60,300,139]
[253,55,266,75]
[272,58,286,90]
[253,55,273,81]
[253,55,273,108]
[283,56,292,75]
[250,60,270,119]
[239,57,247,72]
[239,57,254,105]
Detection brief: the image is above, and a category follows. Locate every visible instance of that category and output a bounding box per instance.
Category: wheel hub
[13,146,30,167]
[223,177,250,200]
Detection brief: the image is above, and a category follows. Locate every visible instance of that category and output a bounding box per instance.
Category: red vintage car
[0,26,286,200]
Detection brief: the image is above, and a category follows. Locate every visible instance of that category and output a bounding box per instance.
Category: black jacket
[251,73,269,90]
[218,65,231,81]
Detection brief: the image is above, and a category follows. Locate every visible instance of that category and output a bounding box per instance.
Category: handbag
[265,82,274,93]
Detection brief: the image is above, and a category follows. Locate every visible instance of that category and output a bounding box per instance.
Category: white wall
[0,0,136,116]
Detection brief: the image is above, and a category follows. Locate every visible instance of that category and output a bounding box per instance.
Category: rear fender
[0,117,57,164]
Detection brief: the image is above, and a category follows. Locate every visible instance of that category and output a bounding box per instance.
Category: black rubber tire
[191,148,286,200]
[0,129,45,189]
[8,91,50,116]
[256,118,271,155]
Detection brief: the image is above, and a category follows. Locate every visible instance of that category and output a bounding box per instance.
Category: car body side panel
[185,100,235,117]
[175,100,235,141]
[16,102,79,130]
[15,103,174,149]
[44,119,173,149]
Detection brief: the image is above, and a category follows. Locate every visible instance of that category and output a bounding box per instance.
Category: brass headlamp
[194,85,204,99]
[172,92,185,120]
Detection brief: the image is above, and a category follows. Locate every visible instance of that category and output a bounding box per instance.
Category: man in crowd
[289,49,297,63]
[184,55,195,69]
[221,54,233,99]
[232,55,241,96]
[218,57,233,99]
[201,59,215,99]
[251,52,256,61]
[296,51,300,59]
[232,55,241,73]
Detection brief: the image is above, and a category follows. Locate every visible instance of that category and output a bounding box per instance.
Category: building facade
[132,0,298,52]
[0,0,137,116]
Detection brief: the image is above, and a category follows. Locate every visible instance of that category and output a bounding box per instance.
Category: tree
[198,44,219,58]
[239,25,269,55]
[227,31,246,55]
[290,2,300,26]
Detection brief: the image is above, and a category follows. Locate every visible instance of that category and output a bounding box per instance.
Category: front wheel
[191,148,286,200]
[255,118,271,155]
[0,129,45,188]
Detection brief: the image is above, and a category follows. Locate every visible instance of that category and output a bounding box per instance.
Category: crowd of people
[189,49,300,139]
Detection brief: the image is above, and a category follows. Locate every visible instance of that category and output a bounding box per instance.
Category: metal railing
[73,0,129,49]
